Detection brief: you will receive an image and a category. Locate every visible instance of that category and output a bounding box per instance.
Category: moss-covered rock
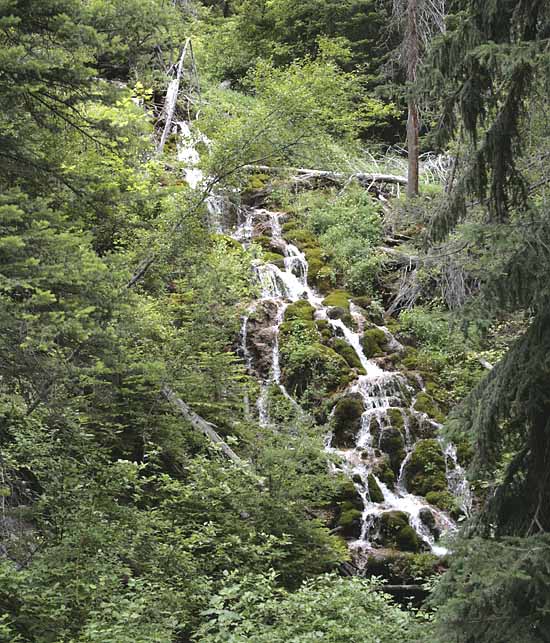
[404,439,448,497]
[262,252,286,268]
[373,456,396,489]
[338,506,362,539]
[364,551,441,584]
[378,511,422,553]
[331,338,363,370]
[323,290,352,309]
[413,392,446,423]
[351,295,372,309]
[315,319,334,343]
[386,408,405,431]
[367,474,384,503]
[361,327,387,358]
[284,300,315,322]
[331,393,364,449]
[419,507,440,539]
[379,428,406,475]
[425,490,460,515]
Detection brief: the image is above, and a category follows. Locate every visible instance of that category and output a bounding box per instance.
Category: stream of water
[177,123,471,562]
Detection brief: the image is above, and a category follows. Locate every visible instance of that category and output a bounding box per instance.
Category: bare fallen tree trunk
[245,164,408,187]
[157,40,190,154]
[161,385,243,465]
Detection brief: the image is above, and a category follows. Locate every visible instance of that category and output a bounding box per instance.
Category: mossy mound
[284,300,315,322]
[365,551,441,585]
[279,318,352,400]
[378,511,422,553]
[315,318,334,343]
[373,456,396,489]
[386,408,405,431]
[413,392,446,423]
[262,252,286,268]
[331,338,363,370]
[338,506,362,539]
[331,393,364,449]
[351,295,372,309]
[426,490,461,516]
[404,439,448,497]
[379,428,406,475]
[367,474,384,503]
[323,290,352,309]
[361,327,387,358]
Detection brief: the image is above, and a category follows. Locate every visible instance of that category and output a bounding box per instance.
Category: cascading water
[232,206,471,560]
[176,121,470,563]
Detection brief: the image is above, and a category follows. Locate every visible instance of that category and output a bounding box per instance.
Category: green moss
[351,295,372,309]
[379,428,406,475]
[332,338,363,370]
[338,507,362,538]
[413,392,446,423]
[315,319,333,343]
[373,457,396,489]
[283,226,318,250]
[323,290,352,309]
[262,252,286,268]
[331,393,364,448]
[379,511,422,553]
[245,172,269,191]
[404,439,448,497]
[284,300,315,322]
[426,490,459,514]
[335,479,363,510]
[397,525,422,552]
[361,327,387,358]
[367,474,384,503]
[386,408,405,431]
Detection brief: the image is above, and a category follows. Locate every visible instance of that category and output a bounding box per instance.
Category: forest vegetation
[0,1,549,641]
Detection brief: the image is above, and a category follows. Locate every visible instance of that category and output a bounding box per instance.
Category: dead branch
[157,39,190,154]
[161,385,243,465]
[244,164,408,187]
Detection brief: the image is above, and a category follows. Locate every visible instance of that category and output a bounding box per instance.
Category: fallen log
[157,40,190,154]
[244,164,408,187]
[161,385,243,465]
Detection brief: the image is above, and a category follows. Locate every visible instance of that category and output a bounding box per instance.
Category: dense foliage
[1,0,549,641]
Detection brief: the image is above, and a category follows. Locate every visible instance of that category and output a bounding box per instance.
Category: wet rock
[244,301,279,379]
[379,428,406,475]
[377,511,423,553]
[331,393,364,449]
[419,507,440,539]
[404,439,447,497]
[372,455,396,489]
[361,327,387,358]
[367,474,384,503]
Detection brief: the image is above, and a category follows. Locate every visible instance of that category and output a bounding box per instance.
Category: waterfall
[175,122,470,560]
[230,205,470,559]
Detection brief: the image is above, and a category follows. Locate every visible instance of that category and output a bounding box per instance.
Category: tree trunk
[406,0,420,198]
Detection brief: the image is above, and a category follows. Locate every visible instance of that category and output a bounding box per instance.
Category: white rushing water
[176,122,470,560]
[232,207,471,557]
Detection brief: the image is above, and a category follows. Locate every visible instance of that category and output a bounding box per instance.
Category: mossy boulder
[373,456,396,489]
[386,408,405,431]
[331,338,363,370]
[378,511,422,553]
[361,327,387,358]
[367,474,384,503]
[404,439,448,497]
[262,252,286,268]
[379,428,406,475]
[413,392,446,423]
[351,295,372,309]
[323,290,352,309]
[425,490,460,516]
[315,319,334,343]
[284,300,315,322]
[279,319,352,398]
[419,507,440,539]
[331,393,364,449]
[364,551,440,584]
[338,506,362,539]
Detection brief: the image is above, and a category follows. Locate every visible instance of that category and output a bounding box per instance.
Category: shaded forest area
[0,1,549,641]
